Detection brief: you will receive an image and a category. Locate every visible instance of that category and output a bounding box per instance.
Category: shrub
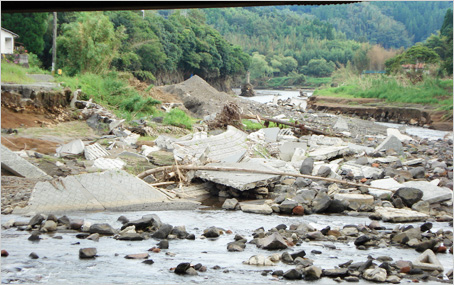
[163,108,193,130]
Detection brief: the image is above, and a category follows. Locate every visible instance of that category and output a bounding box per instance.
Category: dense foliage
[1,13,48,55]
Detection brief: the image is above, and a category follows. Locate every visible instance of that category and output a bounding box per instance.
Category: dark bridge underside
[2,1,361,13]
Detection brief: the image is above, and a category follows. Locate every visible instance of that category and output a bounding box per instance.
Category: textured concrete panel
[1,144,49,178]
[13,170,184,214]
[195,161,281,191]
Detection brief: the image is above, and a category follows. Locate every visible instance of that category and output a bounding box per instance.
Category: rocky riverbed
[1,76,453,283]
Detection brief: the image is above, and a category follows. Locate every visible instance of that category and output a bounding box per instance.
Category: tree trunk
[51,12,57,75]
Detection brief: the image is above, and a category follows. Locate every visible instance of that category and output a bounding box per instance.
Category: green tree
[249,52,273,79]
[57,12,126,75]
[1,13,49,55]
[301,58,335,77]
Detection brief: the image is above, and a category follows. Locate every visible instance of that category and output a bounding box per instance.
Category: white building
[1,27,19,54]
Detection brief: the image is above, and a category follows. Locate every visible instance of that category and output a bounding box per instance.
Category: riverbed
[1,209,453,284]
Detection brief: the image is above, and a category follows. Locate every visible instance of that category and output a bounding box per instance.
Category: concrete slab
[369,178,399,199]
[84,143,109,160]
[56,139,85,157]
[93,158,125,170]
[333,193,374,205]
[308,146,350,160]
[308,135,344,147]
[262,128,280,142]
[340,162,383,179]
[13,170,199,214]
[1,144,49,178]
[174,126,248,163]
[279,142,307,162]
[402,181,452,203]
[195,161,281,191]
[374,206,429,223]
[347,143,374,155]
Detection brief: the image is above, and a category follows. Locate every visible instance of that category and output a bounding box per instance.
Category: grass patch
[19,120,97,139]
[242,119,290,131]
[59,71,161,122]
[1,61,36,83]
[163,108,194,130]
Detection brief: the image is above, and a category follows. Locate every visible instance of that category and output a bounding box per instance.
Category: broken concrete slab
[279,142,307,162]
[387,128,413,142]
[13,170,200,214]
[195,161,281,191]
[333,193,374,205]
[174,126,248,163]
[369,178,401,199]
[240,203,273,215]
[1,144,49,179]
[402,181,452,203]
[56,139,85,157]
[340,162,383,179]
[308,135,344,147]
[141,145,160,157]
[347,143,374,155]
[262,127,280,143]
[412,249,443,271]
[374,206,429,223]
[93,158,126,170]
[374,135,404,155]
[84,143,109,160]
[307,146,350,161]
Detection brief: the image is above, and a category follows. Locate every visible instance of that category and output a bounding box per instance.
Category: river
[2,209,453,284]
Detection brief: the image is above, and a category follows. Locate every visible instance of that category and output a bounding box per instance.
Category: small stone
[158,240,169,249]
[79,248,97,259]
[89,223,116,236]
[222,198,239,210]
[354,235,371,247]
[272,270,284,276]
[125,253,149,259]
[1,250,9,257]
[87,233,100,242]
[29,252,39,259]
[117,216,129,224]
[142,259,155,265]
[175,262,191,274]
[28,231,41,241]
[344,276,360,282]
[292,205,304,215]
[29,214,45,227]
[186,267,198,276]
[283,268,302,280]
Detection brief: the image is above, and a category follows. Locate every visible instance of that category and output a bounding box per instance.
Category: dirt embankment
[308,96,453,131]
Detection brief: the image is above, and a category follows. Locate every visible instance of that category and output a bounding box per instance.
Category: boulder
[304,265,322,280]
[259,233,288,250]
[29,214,45,227]
[79,248,97,259]
[317,165,332,177]
[125,253,149,259]
[175,262,191,274]
[240,204,273,215]
[227,241,246,252]
[121,214,162,231]
[413,249,443,271]
[312,192,331,213]
[117,233,144,241]
[89,223,116,236]
[152,224,173,239]
[203,226,220,238]
[245,255,274,266]
[42,220,57,232]
[279,199,298,214]
[283,268,302,280]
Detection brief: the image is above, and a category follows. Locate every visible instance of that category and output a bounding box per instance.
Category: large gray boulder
[299,157,314,175]
[89,223,116,235]
[152,223,173,239]
[312,192,331,213]
[393,187,423,207]
[279,199,298,214]
[259,232,288,250]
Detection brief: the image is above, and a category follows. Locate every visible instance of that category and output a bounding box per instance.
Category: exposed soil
[1,107,55,128]
[1,136,59,155]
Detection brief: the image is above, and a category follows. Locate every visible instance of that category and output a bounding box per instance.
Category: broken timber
[137,165,396,192]
[241,114,335,136]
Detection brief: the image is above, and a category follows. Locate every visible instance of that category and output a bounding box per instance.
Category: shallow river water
[1,209,453,284]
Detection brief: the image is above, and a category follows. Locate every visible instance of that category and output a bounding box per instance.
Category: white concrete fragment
[84,143,110,160]
[413,249,443,271]
[308,146,349,160]
[375,206,429,222]
[279,142,307,161]
[387,128,413,142]
[141,145,160,157]
[240,203,273,215]
[333,117,349,132]
[1,144,49,179]
[93,158,125,170]
[56,139,85,157]
[333,193,374,205]
[374,135,403,155]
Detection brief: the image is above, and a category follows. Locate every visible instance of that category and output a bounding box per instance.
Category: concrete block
[279,142,307,162]
[413,249,443,271]
[1,144,49,178]
[333,117,349,132]
[374,206,429,223]
[374,135,403,155]
[309,135,344,147]
[340,162,383,179]
[347,143,375,155]
[262,128,280,142]
[93,158,125,170]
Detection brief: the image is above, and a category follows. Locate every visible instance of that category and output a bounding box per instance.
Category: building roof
[1,27,19,38]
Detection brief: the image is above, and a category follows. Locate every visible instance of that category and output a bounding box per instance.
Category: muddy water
[2,210,453,284]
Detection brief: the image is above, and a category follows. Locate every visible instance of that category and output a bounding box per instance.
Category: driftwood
[241,114,335,136]
[137,165,395,192]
